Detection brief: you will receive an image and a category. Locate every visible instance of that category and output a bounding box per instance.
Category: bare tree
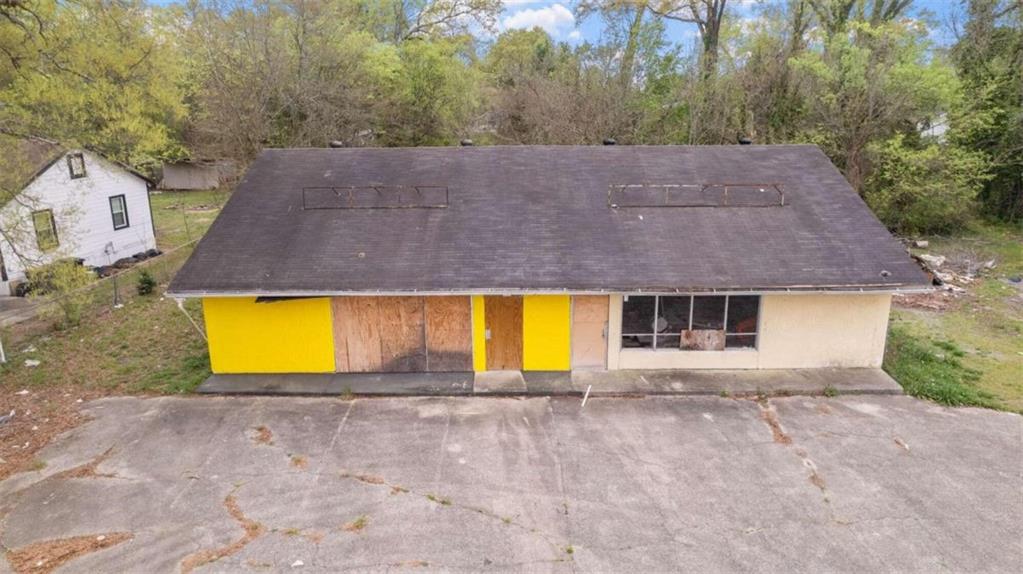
[649,0,727,77]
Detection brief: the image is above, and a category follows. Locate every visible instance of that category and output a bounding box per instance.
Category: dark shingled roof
[168,145,929,296]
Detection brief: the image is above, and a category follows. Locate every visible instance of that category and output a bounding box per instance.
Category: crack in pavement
[178,488,266,574]
[337,470,569,560]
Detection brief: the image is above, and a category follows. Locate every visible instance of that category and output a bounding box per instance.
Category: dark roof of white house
[168,144,929,296]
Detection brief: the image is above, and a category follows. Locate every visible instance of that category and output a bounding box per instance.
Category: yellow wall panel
[471,295,487,372]
[522,295,571,371]
[203,297,335,373]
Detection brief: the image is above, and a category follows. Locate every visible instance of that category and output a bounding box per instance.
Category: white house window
[621,295,760,351]
[109,195,129,230]
[32,209,59,251]
[67,153,86,179]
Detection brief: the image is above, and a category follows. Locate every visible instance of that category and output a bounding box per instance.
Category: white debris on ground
[896,242,1002,311]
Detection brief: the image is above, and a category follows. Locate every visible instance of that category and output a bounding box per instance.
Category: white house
[0,135,157,296]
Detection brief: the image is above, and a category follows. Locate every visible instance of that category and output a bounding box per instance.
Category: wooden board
[485,296,523,370]
[572,295,609,369]
[680,329,726,351]
[332,297,384,372]
[424,296,473,371]
[378,297,427,372]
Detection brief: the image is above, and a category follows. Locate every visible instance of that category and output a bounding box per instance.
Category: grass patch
[149,189,231,250]
[0,294,210,395]
[341,515,368,533]
[883,325,998,409]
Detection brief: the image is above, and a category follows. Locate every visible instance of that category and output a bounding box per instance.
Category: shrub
[136,269,156,295]
[866,135,991,234]
[27,259,95,328]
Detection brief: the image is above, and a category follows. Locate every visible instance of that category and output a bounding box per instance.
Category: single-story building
[0,134,157,296]
[159,159,237,190]
[167,145,929,375]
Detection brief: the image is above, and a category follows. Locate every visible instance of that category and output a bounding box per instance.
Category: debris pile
[897,243,999,311]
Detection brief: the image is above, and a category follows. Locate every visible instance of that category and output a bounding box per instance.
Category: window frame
[32,209,59,251]
[109,194,130,230]
[67,152,87,179]
[620,294,761,351]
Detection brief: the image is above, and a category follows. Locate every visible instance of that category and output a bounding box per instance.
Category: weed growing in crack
[426,494,452,506]
[823,385,839,398]
[342,515,369,533]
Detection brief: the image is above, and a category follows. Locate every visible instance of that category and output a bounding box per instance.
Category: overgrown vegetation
[889,222,1023,413]
[27,259,97,328]
[1,0,1020,235]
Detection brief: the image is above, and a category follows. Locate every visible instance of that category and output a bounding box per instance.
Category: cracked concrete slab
[0,395,1019,572]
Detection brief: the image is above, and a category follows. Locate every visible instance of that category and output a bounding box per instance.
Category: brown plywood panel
[485,296,522,370]
[425,296,472,371]
[572,295,609,370]
[680,330,726,351]
[378,297,427,372]
[333,297,385,372]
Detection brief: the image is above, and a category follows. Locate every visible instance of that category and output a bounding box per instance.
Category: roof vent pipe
[737,136,753,145]
[460,139,474,147]
[603,138,617,146]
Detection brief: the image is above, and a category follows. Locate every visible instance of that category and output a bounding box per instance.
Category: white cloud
[501,3,576,37]
[567,29,582,40]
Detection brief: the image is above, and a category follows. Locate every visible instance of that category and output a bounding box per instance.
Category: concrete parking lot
[1,395,1020,573]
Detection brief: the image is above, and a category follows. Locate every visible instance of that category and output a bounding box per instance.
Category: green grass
[149,189,231,250]
[0,293,210,395]
[883,325,998,409]
[892,221,1023,412]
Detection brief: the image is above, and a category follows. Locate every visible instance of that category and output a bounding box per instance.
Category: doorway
[484,296,523,370]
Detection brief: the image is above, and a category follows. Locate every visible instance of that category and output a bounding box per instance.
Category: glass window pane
[726,335,757,349]
[727,296,759,333]
[655,334,681,349]
[691,296,726,330]
[657,296,690,335]
[622,335,653,349]
[621,295,655,334]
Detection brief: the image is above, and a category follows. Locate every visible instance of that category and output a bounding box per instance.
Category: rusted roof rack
[608,183,785,208]
[303,185,449,210]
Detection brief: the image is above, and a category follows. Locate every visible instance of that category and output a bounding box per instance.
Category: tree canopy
[1,0,1020,231]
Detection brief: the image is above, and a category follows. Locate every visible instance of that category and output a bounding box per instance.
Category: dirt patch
[51,447,116,479]
[6,532,132,574]
[756,399,792,445]
[250,426,273,446]
[0,386,104,481]
[179,493,265,574]
[289,455,307,470]
[892,291,956,311]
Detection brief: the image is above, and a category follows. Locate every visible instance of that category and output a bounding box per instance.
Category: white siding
[0,150,155,294]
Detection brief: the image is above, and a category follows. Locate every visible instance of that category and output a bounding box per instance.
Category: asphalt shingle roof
[168,144,929,296]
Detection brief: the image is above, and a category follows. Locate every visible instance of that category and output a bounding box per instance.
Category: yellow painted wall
[471,295,487,372]
[522,295,571,371]
[203,297,335,373]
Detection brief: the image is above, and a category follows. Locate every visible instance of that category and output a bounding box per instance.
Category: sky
[498,0,964,46]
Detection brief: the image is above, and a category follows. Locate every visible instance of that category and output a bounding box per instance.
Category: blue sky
[499,0,963,46]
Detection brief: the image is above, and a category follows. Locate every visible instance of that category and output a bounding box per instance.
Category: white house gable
[0,150,156,295]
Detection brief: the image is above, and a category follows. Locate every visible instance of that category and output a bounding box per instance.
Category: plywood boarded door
[332,297,384,372]
[378,297,427,371]
[424,296,473,371]
[572,295,609,370]
[484,296,523,370]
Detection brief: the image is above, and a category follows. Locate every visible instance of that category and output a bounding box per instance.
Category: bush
[27,259,96,328]
[866,135,991,234]
[136,269,156,295]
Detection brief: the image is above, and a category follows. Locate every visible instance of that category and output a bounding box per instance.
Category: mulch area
[0,386,107,482]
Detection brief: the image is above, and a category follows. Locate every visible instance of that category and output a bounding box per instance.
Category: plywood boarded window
[332,296,472,373]
[572,295,609,369]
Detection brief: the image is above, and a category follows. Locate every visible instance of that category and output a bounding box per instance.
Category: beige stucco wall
[610,293,892,370]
